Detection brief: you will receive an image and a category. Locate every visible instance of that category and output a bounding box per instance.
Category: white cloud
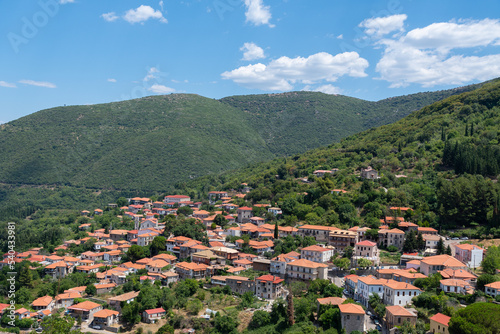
[240,42,266,61]
[359,14,407,38]
[101,12,119,22]
[244,0,274,27]
[107,78,117,83]
[124,5,167,24]
[148,84,176,94]
[303,84,342,95]
[337,34,343,40]
[19,80,56,88]
[403,18,500,50]
[59,0,75,4]
[0,81,16,88]
[144,67,160,81]
[375,18,500,87]
[159,1,164,12]
[222,51,369,91]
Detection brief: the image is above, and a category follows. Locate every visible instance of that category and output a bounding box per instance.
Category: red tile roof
[430,313,451,326]
[145,307,166,315]
[256,275,284,284]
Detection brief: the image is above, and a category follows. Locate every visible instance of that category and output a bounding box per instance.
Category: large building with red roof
[255,275,285,299]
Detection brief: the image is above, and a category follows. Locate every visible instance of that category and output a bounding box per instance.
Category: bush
[387,245,398,252]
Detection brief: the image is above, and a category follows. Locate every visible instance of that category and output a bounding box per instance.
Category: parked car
[92,325,101,330]
[462,237,469,240]
[376,324,382,331]
[452,237,459,240]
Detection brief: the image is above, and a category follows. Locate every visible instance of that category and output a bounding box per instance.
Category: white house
[300,245,334,263]
[383,280,422,306]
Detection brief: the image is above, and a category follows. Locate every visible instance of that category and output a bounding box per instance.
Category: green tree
[436,238,445,255]
[274,221,279,239]
[333,258,350,270]
[214,314,238,334]
[121,301,142,324]
[318,307,341,331]
[85,284,97,296]
[186,299,203,315]
[249,310,271,329]
[19,265,34,288]
[127,245,146,262]
[39,314,77,334]
[482,245,500,275]
[449,302,500,334]
[150,236,167,256]
[156,324,174,334]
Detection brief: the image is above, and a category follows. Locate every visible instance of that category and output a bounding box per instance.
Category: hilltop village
[0,170,497,334]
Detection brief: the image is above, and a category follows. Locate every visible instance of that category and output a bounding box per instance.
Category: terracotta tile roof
[317,297,346,305]
[485,281,500,289]
[430,313,451,326]
[93,309,119,318]
[439,269,477,280]
[440,279,471,288]
[176,261,209,271]
[95,283,117,289]
[299,224,340,231]
[55,292,81,301]
[384,280,420,291]
[339,303,365,315]
[455,244,484,251]
[288,258,328,268]
[418,227,438,233]
[386,305,415,317]
[356,240,377,247]
[301,245,332,252]
[256,275,284,284]
[68,301,101,311]
[421,255,466,267]
[145,307,166,315]
[31,296,53,307]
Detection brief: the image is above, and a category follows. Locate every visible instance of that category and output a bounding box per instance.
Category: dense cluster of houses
[0,190,487,333]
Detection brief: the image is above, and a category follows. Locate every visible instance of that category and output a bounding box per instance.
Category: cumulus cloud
[101,12,119,22]
[102,5,167,24]
[19,80,56,88]
[148,84,176,94]
[144,67,161,81]
[359,14,407,38]
[244,0,274,27]
[0,81,16,88]
[303,84,342,95]
[124,5,167,24]
[107,78,117,83]
[374,18,500,87]
[240,42,266,61]
[59,0,75,4]
[222,51,369,91]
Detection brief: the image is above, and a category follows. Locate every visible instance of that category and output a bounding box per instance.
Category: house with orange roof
[55,291,81,309]
[233,258,253,269]
[286,258,328,281]
[179,240,204,259]
[94,282,117,294]
[76,264,103,274]
[81,251,103,262]
[237,206,253,223]
[438,268,477,282]
[417,227,438,235]
[354,240,379,264]
[109,229,128,242]
[440,279,474,294]
[383,280,422,306]
[422,234,442,251]
[485,281,500,298]
[152,253,177,264]
[270,253,299,277]
[393,270,427,284]
[429,313,451,334]
[419,255,467,276]
[328,229,357,253]
[398,221,419,233]
[68,301,103,320]
[316,297,346,313]
[378,228,405,250]
[385,305,417,330]
[175,261,209,279]
[298,224,340,243]
[339,303,366,333]
[255,275,285,300]
[344,274,360,295]
[227,266,246,275]
[108,291,140,312]
[146,259,169,273]
[137,232,159,247]
[358,276,390,306]
[31,295,54,311]
[211,246,239,261]
[143,307,166,323]
[45,261,72,279]
[454,243,484,268]
[300,245,335,263]
[164,195,190,204]
[92,309,119,327]
[64,286,87,294]
[15,308,31,319]
[103,250,122,263]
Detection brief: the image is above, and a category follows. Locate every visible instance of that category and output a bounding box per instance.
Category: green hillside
[0,94,273,192]
[0,83,484,193]
[177,78,500,231]
[220,85,481,155]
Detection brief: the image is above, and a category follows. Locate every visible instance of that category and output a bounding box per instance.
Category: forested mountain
[0,83,483,193]
[176,78,500,232]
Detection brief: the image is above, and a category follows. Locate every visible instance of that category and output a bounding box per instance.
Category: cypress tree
[441,127,446,141]
[274,221,279,239]
[470,123,474,136]
[465,123,469,137]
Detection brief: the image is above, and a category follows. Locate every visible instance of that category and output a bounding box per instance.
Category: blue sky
[1,0,500,123]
